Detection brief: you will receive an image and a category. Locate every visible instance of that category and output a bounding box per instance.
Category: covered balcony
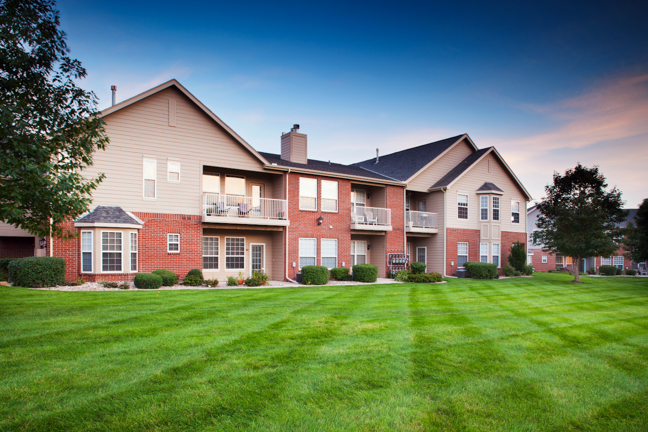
[406,210,438,234]
[203,193,289,226]
[350,205,392,231]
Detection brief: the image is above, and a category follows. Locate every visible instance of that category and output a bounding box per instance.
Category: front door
[250,244,265,276]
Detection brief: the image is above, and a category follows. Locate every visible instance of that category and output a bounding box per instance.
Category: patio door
[250,243,265,276]
[351,240,367,265]
[250,183,264,217]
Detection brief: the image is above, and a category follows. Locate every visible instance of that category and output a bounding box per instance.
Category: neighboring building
[1,79,531,281]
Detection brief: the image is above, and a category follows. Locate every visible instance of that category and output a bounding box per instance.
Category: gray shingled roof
[618,209,638,228]
[477,182,503,193]
[431,148,492,189]
[260,152,396,181]
[350,134,465,181]
[76,206,142,225]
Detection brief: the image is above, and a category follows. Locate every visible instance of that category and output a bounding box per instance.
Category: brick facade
[446,228,527,275]
[500,231,527,271]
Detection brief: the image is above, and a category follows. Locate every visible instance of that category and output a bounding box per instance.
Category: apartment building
[1,79,531,281]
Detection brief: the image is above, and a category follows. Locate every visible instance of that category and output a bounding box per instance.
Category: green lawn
[1,273,648,431]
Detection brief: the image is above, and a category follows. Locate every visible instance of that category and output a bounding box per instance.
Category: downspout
[442,189,448,277]
[403,188,407,262]
[285,168,297,283]
[49,218,53,257]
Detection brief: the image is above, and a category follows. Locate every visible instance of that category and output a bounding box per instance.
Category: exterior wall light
[317,216,323,225]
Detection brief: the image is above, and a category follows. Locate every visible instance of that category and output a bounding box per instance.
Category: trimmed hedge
[8,257,65,287]
[352,264,378,283]
[626,269,637,275]
[0,258,18,273]
[301,266,329,285]
[463,261,498,279]
[152,269,178,286]
[599,265,616,276]
[330,267,350,280]
[408,272,443,283]
[410,262,426,274]
[185,268,204,284]
[523,265,534,276]
[616,267,623,275]
[502,265,516,277]
[134,273,163,289]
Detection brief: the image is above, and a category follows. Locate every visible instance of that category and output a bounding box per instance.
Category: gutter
[264,164,405,187]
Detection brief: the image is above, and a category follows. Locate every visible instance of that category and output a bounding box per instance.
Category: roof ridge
[352,134,465,165]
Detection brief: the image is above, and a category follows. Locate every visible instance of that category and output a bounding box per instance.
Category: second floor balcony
[406,210,438,234]
[351,205,392,231]
[203,193,289,226]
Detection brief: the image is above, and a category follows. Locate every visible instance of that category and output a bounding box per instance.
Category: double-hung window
[130,232,138,272]
[492,196,500,221]
[226,237,245,270]
[299,178,317,210]
[321,239,338,269]
[457,242,468,268]
[168,161,181,182]
[416,247,426,264]
[351,189,366,207]
[511,201,520,224]
[203,174,220,194]
[480,243,488,263]
[226,175,245,196]
[168,234,180,253]
[81,231,92,273]
[480,196,489,221]
[613,256,624,269]
[542,255,547,264]
[321,180,338,212]
[299,238,317,267]
[458,194,468,219]
[601,256,611,265]
[203,236,219,269]
[351,240,367,265]
[492,243,500,267]
[102,232,122,272]
[143,159,156,198]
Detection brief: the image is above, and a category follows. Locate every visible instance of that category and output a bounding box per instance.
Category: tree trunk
[572,256,580,283]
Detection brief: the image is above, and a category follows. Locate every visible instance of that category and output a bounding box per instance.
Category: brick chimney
[281,124,307,164]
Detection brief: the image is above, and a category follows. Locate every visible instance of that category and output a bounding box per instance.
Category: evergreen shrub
[301,266,329,285]
[352,264,378,282]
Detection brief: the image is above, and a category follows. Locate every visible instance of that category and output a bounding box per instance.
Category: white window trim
[203,236,220,270]
[321,180,338,213]
[492,196,500,221]
[299,237,317,268]
[299,178,318,211]
[480,242,489,263]
[351,240,367,266]
[492,243,501,268]
[321,238,338,269]
[416,246,427,264]
[167,233,180,253]
[130,232,138,273]
[225,175,246,196]
[511,200,521,224]
[542,255,548,264]
[457,242,468,268]
[249,243,266,275]
[480,196,489,221]
[458,193,469,219]
[613,256,624,268]
[167,160,181,182]
[203,173,221,194]
[601,256,611,266]
[101,230,123,274]
[143,158,157,200]
[81,230,93,273]
[351,189,367,206]
[225,237,246,271]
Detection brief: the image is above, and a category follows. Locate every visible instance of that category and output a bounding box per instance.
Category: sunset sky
[58,0,648,208]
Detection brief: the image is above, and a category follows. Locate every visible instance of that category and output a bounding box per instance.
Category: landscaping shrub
[0,258,18,274]
[394,270,410,281]
[523,265,534,276]
[8,257,65,287]
[626,269,637,276]
[330,267,350,280]
[407,272,443,283]
[133,273,163,289]
[118,282,130,290]
[226,276,239,286]
[463,262,498,279]
[410,262,426,274]
[301,266,329,285]
[99,281,119,288]
[588,267,596,275]
[599,265,616,276]
[182,275,203,286]
[204,278,219,287]
[514,270,522,276]
[616,267,623,275]
[508,241,526,271]
[339,274,353,281]
[352,264,378,283]
[185,268,204,284]
[502,264,516,277]
[152,270,178,286]
[245,271,269,287]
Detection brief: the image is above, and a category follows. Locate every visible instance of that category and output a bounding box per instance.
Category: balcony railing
[351,205,391,226]
[406,210,437,229]
[203,193,287,220]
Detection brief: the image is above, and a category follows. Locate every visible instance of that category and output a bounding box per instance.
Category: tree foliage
[507,241,526,272]
[0,0,107,238]
[623,199,648,264]
[533,164,626,282]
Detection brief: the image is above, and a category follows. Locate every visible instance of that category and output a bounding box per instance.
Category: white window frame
[613,256,624,269]
[203,236,219,270]
[143,158,157,199]
[101,231,123,273]
[81,230,93,273]
[511,200,520,224]
[321,180,338,212]
[458,193,468,219]
[351,240,367,266]
[527,252,533,265]
[299,178,317,211]
[225,237,245,270]
[480,243,489,263]
[416,246,427,265]
[167,161,181,182]
[542,255,547,264]
[601,256,611,266]
[225,175,246,196]
[130,232,138,272]
[351,189,367,207]
[321,238,338,269]
[167,233,180,253]
[299,238,317,268]
[492,196,500,221]
[480,196,489,221]
[492,243,500,268]
[203,173,221,194]
[457,242,468,268]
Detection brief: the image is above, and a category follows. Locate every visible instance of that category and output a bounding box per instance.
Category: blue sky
[58,0,648,208]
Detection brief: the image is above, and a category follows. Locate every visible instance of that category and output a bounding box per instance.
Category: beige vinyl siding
[405,191,444,274]
[446,153,526,233]
[291,134,308,164]
[83,87,268,215]
[0,221,35,237]
[407,139,474,192]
